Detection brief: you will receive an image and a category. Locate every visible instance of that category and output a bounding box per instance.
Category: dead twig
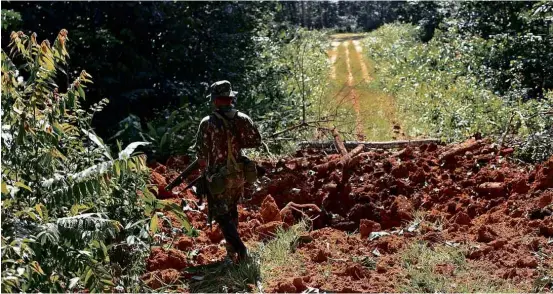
[497,112,516,156]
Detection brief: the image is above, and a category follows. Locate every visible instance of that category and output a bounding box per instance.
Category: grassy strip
[399,241,523,293]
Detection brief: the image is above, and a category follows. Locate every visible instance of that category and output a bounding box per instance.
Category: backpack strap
[212,111,240,171]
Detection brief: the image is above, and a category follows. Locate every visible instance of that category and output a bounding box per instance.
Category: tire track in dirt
[344,41,365,141]
[352,40,371,82]
[350,37,405,140]
[326,34,402,141]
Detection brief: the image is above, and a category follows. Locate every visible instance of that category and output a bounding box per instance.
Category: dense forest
[1,1,552,293]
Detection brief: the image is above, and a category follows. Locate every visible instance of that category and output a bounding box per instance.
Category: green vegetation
[1,1,553,293]
[365,19,552,162]
[1,31,189,293]
[258,221,308,282]
[400,242,522,293]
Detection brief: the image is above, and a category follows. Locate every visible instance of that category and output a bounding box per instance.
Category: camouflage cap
[207,80,238,101]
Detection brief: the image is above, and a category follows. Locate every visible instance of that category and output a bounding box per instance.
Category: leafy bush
[365,23,553,162]
[1,30,189,292]
[110,108,201,162]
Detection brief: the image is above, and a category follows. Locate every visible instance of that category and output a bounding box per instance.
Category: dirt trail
[325,34,405,141]
[145,141,553,292]
[352,40,370,82]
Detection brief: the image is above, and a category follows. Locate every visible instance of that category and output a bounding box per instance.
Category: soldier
[193,80,262,262]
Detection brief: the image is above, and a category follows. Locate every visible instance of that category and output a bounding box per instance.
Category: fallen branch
[333,128,348,155]
[298,138,441,150]
[280,202,322,214]
[280,202,322,225]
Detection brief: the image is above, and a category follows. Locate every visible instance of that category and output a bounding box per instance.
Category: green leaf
[150,213,159,234]
[1,181,8,194]
[161,201,192,232]
[77,86,85,99]
[14,181,32,192]
[35,204,45,219]
[101,279,115,287]
[83,268,94,288]
[114,161,121,177]
[160,133,168,149]
[100,241,109,262]
[118,141,150,160]
[30,261,45,275]
[68,277,80,289]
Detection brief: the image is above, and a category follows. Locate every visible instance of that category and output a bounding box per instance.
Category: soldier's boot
[236,247,249,263]
[224,243,236,263]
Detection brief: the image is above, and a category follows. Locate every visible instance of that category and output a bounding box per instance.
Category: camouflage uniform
[195,109,261,217]
[193,80,261,259]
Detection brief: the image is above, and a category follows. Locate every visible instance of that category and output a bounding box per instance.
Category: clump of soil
[144,140,553,292]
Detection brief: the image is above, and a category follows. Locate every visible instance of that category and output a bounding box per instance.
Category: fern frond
[56,213,121,233]
[41,142,150,190]
[36,223,60,245]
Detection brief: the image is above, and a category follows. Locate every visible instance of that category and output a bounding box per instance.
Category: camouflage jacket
[193,109,261,171]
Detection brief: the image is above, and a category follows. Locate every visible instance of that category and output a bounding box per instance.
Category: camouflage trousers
[209,185,243,220]
[209,183,247,258]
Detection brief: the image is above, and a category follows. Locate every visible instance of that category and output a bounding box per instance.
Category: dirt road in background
[326,34,405,141]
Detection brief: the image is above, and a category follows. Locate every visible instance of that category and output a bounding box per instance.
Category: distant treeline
[276,1,442,40]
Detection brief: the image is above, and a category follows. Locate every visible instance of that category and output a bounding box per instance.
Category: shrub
[1,30,188,292]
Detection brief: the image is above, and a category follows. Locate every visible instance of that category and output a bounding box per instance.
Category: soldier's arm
[193,117,211,169]
[239,113,262,148]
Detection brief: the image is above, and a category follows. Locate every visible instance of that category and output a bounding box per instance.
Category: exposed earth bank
[144,138,553,292]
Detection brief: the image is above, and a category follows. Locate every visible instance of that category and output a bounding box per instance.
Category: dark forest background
[3,2,550,143]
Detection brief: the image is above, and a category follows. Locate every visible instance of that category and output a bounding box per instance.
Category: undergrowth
[1,30,189,293]
[365,23,553,162]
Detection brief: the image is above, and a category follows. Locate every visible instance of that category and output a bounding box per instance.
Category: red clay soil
[144,139,553,292]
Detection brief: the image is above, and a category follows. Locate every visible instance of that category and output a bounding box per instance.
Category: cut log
[439,140,482,161]
[298,138,441,150]
[332,128,348,155]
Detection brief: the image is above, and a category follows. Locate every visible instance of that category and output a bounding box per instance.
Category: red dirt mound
[144,138,553,292]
